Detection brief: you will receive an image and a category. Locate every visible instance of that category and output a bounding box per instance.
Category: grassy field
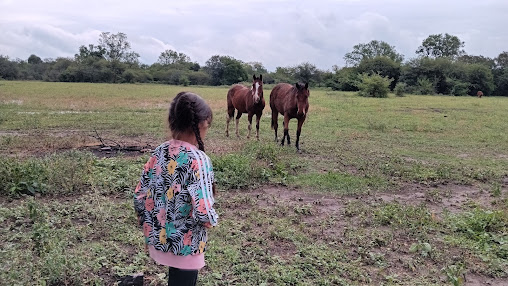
[0,81,507,285]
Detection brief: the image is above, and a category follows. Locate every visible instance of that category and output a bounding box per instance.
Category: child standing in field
[133,92,218,286]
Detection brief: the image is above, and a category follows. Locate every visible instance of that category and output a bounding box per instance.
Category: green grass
[1,81,507,285]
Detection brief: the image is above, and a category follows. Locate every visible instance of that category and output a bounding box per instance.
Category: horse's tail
[226,86,235,108]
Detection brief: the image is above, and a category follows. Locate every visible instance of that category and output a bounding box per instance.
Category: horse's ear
[305,82,309,89]
[253,74,257,81]
[295,82,300,89]
[259,74,262,81]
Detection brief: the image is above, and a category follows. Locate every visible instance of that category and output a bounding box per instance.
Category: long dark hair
[168,92,213,151]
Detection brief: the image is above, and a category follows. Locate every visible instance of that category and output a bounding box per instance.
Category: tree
[98,32,139,63]
[294,62,321,85]
[27,54,42,65]
[357,56,401,90]
[326,66,359,91]
[271,66,296,84]
[243,61,268,76]
[467,64,494,96]
[344,40,404,66]
[457,55,495,69]
[75,44,106,62]
[204,55,247,85]
[416,33,465,58]
[0,55,19,79]
[495,51,508,69]
[493,68,508,96]
[221,56,248,85]
[400,57,459,94]
[157,49,191,66]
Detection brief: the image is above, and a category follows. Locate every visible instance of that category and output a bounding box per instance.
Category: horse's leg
[226,107,235,137]
[235,112,242,138]
[282,114,290,146]
[255,112,261,140]
[247,112,253,139]
[295,117,305,152]
[271,109,278,142]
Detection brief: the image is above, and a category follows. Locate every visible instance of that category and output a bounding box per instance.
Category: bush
[326,67,359,91]
[180,75,190,86]
[450,80,470,96]
[0,151,95,197]
[415,78,435,95]
[211,154,254,189]
[394,82,407,97]
[357,73,391,98]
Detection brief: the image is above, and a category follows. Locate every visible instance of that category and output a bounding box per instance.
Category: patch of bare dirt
[374,182,501,214]
[0,128,160,158]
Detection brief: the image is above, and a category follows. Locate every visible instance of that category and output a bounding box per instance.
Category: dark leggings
[168,267,198,286]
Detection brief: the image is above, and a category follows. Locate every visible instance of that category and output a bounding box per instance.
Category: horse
[270,82,309,152]
[477,90,484,98]
[226,75,265,139]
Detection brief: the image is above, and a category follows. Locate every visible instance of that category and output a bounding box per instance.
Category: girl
[134,92,218,286]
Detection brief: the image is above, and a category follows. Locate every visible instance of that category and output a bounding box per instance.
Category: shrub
[211,154,258,189]
[394,82,407,97]
[450,80,470,96]
[180,75,190,86]
[326,67,360,91]
[415,78,435,95]
[0,151,95,197]
[357,73,391,98]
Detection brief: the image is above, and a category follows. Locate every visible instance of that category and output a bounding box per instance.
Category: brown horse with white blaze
[270,82,309,151]
[226,75,265,139]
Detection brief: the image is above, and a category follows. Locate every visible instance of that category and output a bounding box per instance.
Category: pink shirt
[149,245,205,270]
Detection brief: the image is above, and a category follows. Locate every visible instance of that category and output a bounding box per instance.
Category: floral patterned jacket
[133,140,218,256]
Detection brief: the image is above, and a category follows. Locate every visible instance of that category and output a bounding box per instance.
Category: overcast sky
[1,0,507,71]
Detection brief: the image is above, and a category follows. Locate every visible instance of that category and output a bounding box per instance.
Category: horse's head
[251,74,263,104]
[295,82,310,116]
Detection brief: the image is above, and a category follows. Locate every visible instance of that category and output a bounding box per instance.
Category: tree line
[0,32,507,96]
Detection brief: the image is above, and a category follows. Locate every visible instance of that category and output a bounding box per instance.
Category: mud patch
[374,183,499,214]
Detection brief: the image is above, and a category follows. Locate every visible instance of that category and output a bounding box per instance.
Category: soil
[220,184,507,285]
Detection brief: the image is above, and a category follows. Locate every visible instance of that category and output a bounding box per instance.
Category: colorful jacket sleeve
[188,149,218,228]
[133,154,157,227]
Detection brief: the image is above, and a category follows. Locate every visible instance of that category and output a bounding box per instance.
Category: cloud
[0,23,100,60]
[0,0,507,70]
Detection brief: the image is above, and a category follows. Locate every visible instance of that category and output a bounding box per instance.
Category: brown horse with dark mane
[477,90,484,98]
[270,82,309,151]
[226,75,265,139]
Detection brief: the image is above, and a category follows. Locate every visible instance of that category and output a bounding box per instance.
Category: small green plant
[425,189,443,203]
[0,158,48,196]
[442,263,465,286]
[409,241,433,258]
[367,119,387,132]
[357,73,391,98]
[28,199,48,256]
[491,183,502,197]
[211,153,258,189]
